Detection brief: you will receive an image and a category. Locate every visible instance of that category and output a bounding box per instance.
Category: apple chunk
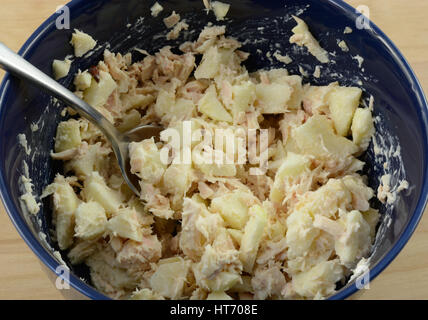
[293,114,359,158]
[198,85,232,122]
[329,87,362,136]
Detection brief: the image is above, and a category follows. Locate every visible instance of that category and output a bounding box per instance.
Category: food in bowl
[29,9,398,300]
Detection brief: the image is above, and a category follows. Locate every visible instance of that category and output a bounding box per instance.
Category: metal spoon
[0,42,163,196]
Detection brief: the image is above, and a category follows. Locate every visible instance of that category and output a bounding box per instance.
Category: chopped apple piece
[285,75,303,109]
[335,210,371,267]
[129,138,166,184]
[210,191,256,230]
[198,85,232,122]
[150,2,164,17]
[276,152,310,178]
[75,201,107,240]
[107,208,143,242]
[84,71,117,109]
[162,164,193,196]
[270,152,311,203]
[73,70,92,90]
[156,97,196,121]
[286,210,319,259]
[362,208,380,241]
[329,87,362,136]
[293,114,359,158]
[150,257,190,299]
[230,81,256,119]
[302,83,337,115]
[211,1,230,21]
[227,228,243,246]
[351,107,374,150]
[292,260,343,298]
[255,82,292,114]
[83,172,123,216]
[70,29,97,57]
[54,119,81,152]
[52,59,71,80]
[117,109,141,133]
[194,46,221,79]
[121,93,154,112]
[154,89,175,118]
[239,205,268,272]
[45,175,80,250]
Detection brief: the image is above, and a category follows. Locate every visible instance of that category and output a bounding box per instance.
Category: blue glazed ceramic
[0,0,427,300]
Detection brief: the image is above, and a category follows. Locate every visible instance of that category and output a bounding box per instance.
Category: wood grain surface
[0,0,427,300]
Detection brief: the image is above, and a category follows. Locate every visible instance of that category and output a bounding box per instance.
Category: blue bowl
[1,0,427,300]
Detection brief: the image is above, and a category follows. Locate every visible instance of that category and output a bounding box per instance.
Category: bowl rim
[0,0,427,300]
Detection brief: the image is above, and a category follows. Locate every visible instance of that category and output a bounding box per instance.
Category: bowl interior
[0,0,427,299]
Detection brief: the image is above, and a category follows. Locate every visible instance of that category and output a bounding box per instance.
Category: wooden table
[0,0,427,300]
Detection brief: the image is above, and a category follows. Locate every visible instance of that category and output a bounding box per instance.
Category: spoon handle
[0,42,122,144]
